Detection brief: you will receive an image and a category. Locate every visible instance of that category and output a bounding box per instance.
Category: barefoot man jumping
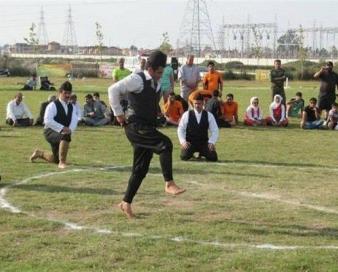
[108,50,186,218]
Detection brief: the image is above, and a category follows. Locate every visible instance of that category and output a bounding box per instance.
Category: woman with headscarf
[266,94,288,127]
[244,97,265,126]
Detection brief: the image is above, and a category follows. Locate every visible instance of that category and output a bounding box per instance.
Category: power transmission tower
[37,7,48,45]
[178,0,216,57]
[63,6,78,54]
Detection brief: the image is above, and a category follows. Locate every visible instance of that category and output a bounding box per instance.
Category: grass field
[1,77,338,271]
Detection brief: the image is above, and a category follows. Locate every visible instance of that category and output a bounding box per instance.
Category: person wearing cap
[178,93,219,162]
[6,92,34,127]
[314,61,338,119]
[30,81,78,169]
[35,94,57,126]
[108,50,186,219]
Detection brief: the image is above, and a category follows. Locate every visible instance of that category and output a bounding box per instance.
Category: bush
[224,61,244,69]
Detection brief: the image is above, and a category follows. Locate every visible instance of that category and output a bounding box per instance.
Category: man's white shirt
[44,99,78,133]
[108,70,161,117]
[6,100,33,121]
[177,109,219,145]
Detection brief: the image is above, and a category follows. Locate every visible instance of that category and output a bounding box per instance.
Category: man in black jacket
[108,50,185,219]
[178,94,219,162]
[30,82,78,169]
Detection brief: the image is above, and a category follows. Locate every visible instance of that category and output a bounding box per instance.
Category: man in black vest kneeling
[108,50,185,219]
[30,81,78,169]
[178,93,219,162]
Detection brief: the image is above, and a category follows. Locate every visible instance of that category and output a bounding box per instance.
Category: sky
[0,0,338,49]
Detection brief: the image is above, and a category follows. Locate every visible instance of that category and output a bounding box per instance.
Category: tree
[277,30,301,58]
[159,32,173,55]
[298,25,307,79]
[95,22,104,62]
[251,27,263,62]
[24,23,39,53]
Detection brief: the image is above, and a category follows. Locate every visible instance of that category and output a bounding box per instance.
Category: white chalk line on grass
[187,180,338,215]
[180,160,338,173]
[2,165,338,251]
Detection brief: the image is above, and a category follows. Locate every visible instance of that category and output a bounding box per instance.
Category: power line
[37,6,49,45]
[62,6,78,53]
[178,0,216,57]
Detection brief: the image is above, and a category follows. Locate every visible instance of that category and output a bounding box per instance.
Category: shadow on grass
[15,184,119,196]
[71,163,270,178]
[242,223,338,238]
[226,219,338,238]
[216,159,322,168]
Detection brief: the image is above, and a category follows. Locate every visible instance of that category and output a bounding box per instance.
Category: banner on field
[99,63,115,78]
[255,69,270,81]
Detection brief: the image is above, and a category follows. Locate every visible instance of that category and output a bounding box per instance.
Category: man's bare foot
[165,181,186,195]
[118,201,134,219]
[30,149,42,162]
[58,162,67,169]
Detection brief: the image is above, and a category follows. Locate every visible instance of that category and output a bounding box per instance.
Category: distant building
[48,41,61,53]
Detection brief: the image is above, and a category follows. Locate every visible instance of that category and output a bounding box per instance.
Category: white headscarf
[271,94,282,110]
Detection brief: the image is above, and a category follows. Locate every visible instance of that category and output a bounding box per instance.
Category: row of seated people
[5,92,110,127]
[21,74,56,91]
[164,89,337,130]
[5,90,336,130]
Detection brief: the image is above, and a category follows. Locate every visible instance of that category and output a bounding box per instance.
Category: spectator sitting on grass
[163,92,184,126]
[35,95,57,126]
[40,76,56,91]
[287,91,304,118]
[222,93,238,126]
[244,97,265,126]
[178,93,219,162]
[83,94,110,126]
[205,90,230,128]
[301,97,324,129]
[21,73,37,91]
[70,94,83,123]
[93,92,107,108]
[325,102,338,130]
[266,94,288,127]
[6,92,33,127]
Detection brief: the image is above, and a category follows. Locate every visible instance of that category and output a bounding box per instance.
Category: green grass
[1,77,338,271]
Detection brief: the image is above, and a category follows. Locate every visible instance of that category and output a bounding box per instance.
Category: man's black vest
[54,99,73,127]
[127,72,161,126]
[186,110,209,145]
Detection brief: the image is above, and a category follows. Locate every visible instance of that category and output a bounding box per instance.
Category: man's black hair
[274,59,281,64]
[309,97,317,103]
[59,81,72,92]
[327,61,334,66]
[295,91,302,97]
[226,93,234,99]
[208,61,215,66]
[213,90,219,97]
[93,92,100,97]
[85,94,93,99]
[146,50,167,70]
[194,93,204,101]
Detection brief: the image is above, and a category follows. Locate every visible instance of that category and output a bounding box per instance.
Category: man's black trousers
[123,122,173,203]
[180,143,218,162]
